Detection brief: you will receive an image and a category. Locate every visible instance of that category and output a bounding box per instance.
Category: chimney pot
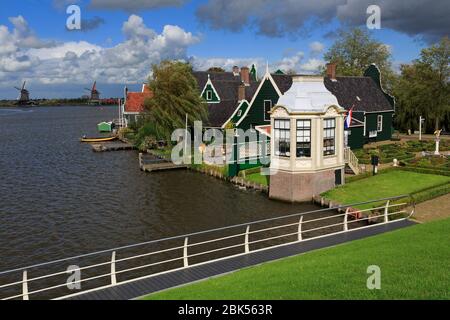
[232,66,240,76]
[326,63,337,80]
[240,66,250,86]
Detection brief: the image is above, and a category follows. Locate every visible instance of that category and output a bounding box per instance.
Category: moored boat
[80,136,118,143]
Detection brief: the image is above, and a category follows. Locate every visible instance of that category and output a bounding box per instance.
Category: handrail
[0,196,415,300]
[0,195,409,277]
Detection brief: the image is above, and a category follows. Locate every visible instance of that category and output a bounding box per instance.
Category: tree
[207,67,225,72]
[394,37,449,132]
[324,28,394,89]
[139,60,208,143]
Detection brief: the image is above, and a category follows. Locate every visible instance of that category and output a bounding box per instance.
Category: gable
[237,78,281,128]
[201,83,220,103]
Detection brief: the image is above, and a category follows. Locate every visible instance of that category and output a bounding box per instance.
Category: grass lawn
[322,170,450,208]
[144,217,450,300]
[245,172,269,186]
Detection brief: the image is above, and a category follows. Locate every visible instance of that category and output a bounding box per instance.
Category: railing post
[344,208,350,231]
[298,216,303,241]
[22,270,29,301]
[183,237,189,267]
[111,251,117,285]
[245,225,250,253]
[384,200,390,223]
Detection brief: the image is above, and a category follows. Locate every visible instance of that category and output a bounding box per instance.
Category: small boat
[80,136,118,143]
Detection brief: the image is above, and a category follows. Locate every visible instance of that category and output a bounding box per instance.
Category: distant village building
[122,84,153,127]
[269,75,347,202]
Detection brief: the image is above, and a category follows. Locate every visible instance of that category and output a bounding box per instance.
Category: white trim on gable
[235,71,283,127]
[200,75,221,103]
[221,100,248,129]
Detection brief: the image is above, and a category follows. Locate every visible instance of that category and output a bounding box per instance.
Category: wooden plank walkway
[139,153,188,172]
[67,219,415,300]
[92,142,136,152]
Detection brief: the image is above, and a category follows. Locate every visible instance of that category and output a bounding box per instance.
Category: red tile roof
[124,85,153,113]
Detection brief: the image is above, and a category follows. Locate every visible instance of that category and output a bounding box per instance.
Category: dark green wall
[347,126,364,149]
[238,79,279,130]
[229,101,249,126]
[364,112,394,142]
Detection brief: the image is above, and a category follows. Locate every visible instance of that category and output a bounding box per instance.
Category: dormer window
[206,90,212,101]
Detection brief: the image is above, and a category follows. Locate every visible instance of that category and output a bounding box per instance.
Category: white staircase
[344,147,360,175]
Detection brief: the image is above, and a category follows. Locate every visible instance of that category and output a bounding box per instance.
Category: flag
[345,105,354,129]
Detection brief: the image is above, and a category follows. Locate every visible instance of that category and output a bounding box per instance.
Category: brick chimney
[232,66,240,76]
[240,66,250,86]
[326,63,337,80]
[238,84,246,101]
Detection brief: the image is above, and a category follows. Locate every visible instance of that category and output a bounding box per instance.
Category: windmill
[84,81,101,104]
[14,81,30,105]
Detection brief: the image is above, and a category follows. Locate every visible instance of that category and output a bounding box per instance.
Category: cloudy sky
[0,0,448,98]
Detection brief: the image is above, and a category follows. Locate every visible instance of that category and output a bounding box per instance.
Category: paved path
[410,193,450,223]
[67,219,415,300]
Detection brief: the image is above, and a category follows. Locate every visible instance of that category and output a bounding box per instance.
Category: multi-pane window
[296,120,311,157]
[323,118,335,156]
[264,100,272,121]
[377,115,383,132]
[274,119,290,157]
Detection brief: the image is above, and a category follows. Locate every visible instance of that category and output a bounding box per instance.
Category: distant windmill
[84,81,101,104]
[14,81,30,105]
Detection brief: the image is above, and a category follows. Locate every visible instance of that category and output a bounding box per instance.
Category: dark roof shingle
[324,76,393,112]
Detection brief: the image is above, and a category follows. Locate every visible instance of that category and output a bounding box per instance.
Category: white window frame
[377,114,383,132]
[323,118,336,156]
[206,90,212,101]
[264,100,272,121]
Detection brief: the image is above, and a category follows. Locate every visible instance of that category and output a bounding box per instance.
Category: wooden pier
[139,153,188,172]
[91,141,136,152]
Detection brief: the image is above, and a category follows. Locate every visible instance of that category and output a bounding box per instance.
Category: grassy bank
[144,217,450,300]
[322,170,450,208]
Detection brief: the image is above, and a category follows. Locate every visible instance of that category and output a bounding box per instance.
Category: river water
[0,106,322,271]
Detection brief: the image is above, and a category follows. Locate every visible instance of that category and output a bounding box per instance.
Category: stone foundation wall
[269,169,342,202]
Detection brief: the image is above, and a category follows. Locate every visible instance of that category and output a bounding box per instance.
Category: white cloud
[309,41,325,55]
[0,15,200,88]
[300,58,325,72]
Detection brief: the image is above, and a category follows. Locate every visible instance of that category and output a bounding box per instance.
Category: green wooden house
[234,63,395,150]
[193,66,260,128]
[324,63,395,149]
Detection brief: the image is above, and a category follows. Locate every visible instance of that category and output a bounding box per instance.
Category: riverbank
[144,217,450,300]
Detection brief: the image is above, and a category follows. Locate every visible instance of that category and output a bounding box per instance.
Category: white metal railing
[0,195,414,300]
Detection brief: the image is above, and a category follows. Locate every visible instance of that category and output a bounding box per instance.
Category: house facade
[324,63,395,149]
[235,63,395,150]
[122,84,153,127]
[269,76,346,202]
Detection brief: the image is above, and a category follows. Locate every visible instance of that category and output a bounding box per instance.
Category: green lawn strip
[244,172,269,186]
[144,218,450,300]
[322,170,450,209]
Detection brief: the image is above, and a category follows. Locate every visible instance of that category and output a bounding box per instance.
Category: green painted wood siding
[228,101,249,127]
[201,83,220,102]
[238,79,279,130]
[364,112,393,142]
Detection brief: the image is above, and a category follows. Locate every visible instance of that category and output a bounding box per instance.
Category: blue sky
[0,0,446,98]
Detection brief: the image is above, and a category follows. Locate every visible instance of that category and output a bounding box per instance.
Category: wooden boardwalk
[67,219,415,300]
[139,153,188,172]
[92,142,136,152]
